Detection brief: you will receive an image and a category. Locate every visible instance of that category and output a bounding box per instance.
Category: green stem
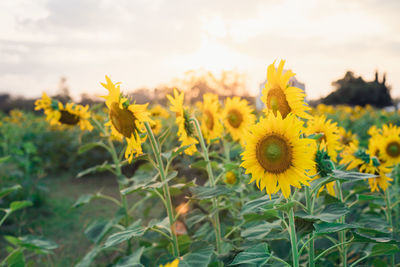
[349,253,370,267]
[191,118,223,262]
[107,138,130,228]
[287,203,299,267]
[314,238,354,262]
[335,180,347,267]
[0,212,10,227]
[144,122,179,257]
[385,189,395,267]
[305,187,315,267]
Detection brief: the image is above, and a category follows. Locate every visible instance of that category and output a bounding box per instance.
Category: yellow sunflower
[261,60,311,119]
[223,96,256,146]
[338,127,359,149]
[340,144,392,192]
[241,112,316,198]
[306,115,341,162]
[312,147,336,197]
[225,171,237,185]
[379,134,400,166]
[151,119,163,135]
[34,93,93,131]
[167,88,198,155]
[101,76,152,163]
[159,259,179,267]
[150,104,170,119]
[198,93,223,143]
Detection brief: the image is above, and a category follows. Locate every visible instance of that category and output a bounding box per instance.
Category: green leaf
[103,220,146,248]
[179,242,214,267]
[241,221,281,241]
[73,194,95,208]
[5,235,58,252]
[0,185,22,199]
[353,232,400,244]
[78,142,108,154]
[9,201,32,213]
[75,246,102,267]
[6,249,25,267]
[240,196,276,215]
[0,155,11,164]
[332,170,377,181]
[76,162,113,178]
[314,222,356,235]
[356,194,381,201]
[370,243,400,256]
[296,203,349,222]
[190,160,208,169]
[190,185,232,200]
[229,243,271,266]
[275,200,296,213]
[85,211,125,244]
[113,247,144,267]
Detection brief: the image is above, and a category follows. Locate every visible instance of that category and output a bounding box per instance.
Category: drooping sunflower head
[101,76,152,162]
[223,96,256,146]
[199,93,223,143]
[35,92,93,131]
[340,143,380,174]
[241,112,316,198]
[306,115,341,162]
[167,88,198,155]
[261,60,311,119]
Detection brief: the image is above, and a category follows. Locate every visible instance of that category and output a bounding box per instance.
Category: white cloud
[0,0,399,100]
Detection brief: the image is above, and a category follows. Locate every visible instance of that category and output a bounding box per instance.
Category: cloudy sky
[1,0,399,100]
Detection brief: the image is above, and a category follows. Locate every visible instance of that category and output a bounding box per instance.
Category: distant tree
[53,76,71,103]
[322,71,392,107]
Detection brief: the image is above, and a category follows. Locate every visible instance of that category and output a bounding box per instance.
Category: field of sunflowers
[1,60,400,267]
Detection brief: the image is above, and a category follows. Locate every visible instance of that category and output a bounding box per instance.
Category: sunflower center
[267,88,291,118]
[109,102,136,138]
[227,109,243,128]
[386,141,400,158]
[204,110,214,130]
[256,135,292,174]
[59,110,80,125]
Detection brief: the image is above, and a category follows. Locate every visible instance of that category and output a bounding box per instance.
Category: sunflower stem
[191,118,223,264]
[385,188,395,267]
[144,122,180,257]
[287,201,299,267]
[305,186,315,267]
[335,180,347,267]
[107,138,131,253]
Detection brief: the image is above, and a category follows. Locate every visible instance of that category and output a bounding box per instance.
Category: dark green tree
[322,71,392,107]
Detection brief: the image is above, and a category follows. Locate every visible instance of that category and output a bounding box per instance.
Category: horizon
[1,0,399,101]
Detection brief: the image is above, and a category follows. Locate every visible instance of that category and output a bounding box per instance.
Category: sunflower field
[2,60,400,267]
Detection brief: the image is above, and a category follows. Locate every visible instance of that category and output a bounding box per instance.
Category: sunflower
[34,93,93,131]
[150,104,170,119]
[101,76,153,163]
[375,124,400,166]
[340,144,392,192]
[223,97,256,146]
[159,259,179,267]
[306,115,341,162]
[261,60,311,119]
[150,119,163,135]
[313,147,336,197]
[198,93,223,143]
[241,112,316,198]
[225,171,237,185]
[167,88,198,155]
[338,127,359,149]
